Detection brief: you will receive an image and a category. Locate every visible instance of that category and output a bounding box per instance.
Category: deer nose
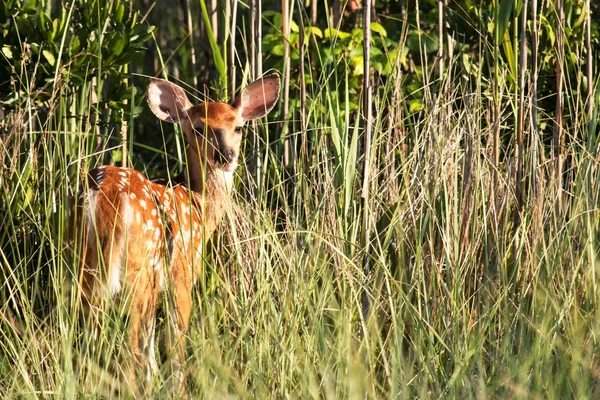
[215,147,236,165]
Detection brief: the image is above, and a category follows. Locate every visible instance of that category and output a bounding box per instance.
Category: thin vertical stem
[185,0,198,89]
[249,0,260,192]
[299,8,306,144]
[121,65,128,167]
[531,0,539,197]
[298,3,307,220]
[492,3,500,188]
[230,0,238,100]
[256,0,263,77]
[211,0,219,44]
[444,0,452,60]
[555,0,564,208]
[516,0,528,213]
[585,0,593,121]
[282,0,291,168]
[437,0,443,79]
[250,0,256,78]
[361,0,373,319]
[584,0,596,297]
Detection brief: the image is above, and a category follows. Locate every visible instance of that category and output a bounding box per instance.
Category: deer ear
[147,79,194,123]
[232,74,280,121]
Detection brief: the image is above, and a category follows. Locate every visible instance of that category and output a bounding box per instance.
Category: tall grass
[1,0,599,398]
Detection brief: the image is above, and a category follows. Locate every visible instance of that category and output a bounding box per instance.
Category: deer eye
[234,126,243,134]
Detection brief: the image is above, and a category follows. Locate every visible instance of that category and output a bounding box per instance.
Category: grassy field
[1,0,599,398]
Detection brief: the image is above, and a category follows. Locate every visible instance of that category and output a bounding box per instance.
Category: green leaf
[42,49,55,66]
[39,11,53,42]
[400,46,409,68]
[409,100,423,112]
[502,31,516,78]
[370,47,382,57]
[2,45,13,59]
[324,28,351,40]
[495,0,514,45]
[271,44,284,56]
[344,115,360,217]
[462,53,472,74]
[108,100,123,110]
[52,18,59,41]
[307,26,322,38]
[199,0,226,81]
[352,58,364,75]
[370,23,387,37]
[541,15,555,47]
[71,35,81,53]
[290,19,299,33]
[349,45,362,57]
[130,25,155,43]
[22,0,37,14]
[109,34,127,57]
[115,2,125,23]
[21,186,34,211]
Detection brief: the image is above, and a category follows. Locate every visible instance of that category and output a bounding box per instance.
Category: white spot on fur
[104,199,129,297]
[190,242,203,262]
[122,197,135,225]
[157,261,166,293]
[83,190,99,237]
[182,231,192,245]
[142,220,154,233]
[140,199,147,210]
[108,259,122,297]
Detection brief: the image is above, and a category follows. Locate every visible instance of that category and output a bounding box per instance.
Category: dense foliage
[1,0,599,397]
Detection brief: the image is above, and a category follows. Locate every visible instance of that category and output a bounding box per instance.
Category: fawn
[74,74,280,389]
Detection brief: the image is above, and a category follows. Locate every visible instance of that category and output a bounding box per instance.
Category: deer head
[146,75,280,183]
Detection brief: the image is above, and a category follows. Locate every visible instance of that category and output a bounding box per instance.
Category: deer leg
[146,317,158,379]
[80,244,102,340]
[139,293,159,383]
[123,261,159,395]
[164,271,192,393]
[79,217,120,354]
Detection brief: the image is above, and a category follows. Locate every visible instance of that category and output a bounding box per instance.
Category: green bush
[0,0,153,113]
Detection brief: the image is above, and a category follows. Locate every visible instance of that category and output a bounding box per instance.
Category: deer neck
[185,146,234,198]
